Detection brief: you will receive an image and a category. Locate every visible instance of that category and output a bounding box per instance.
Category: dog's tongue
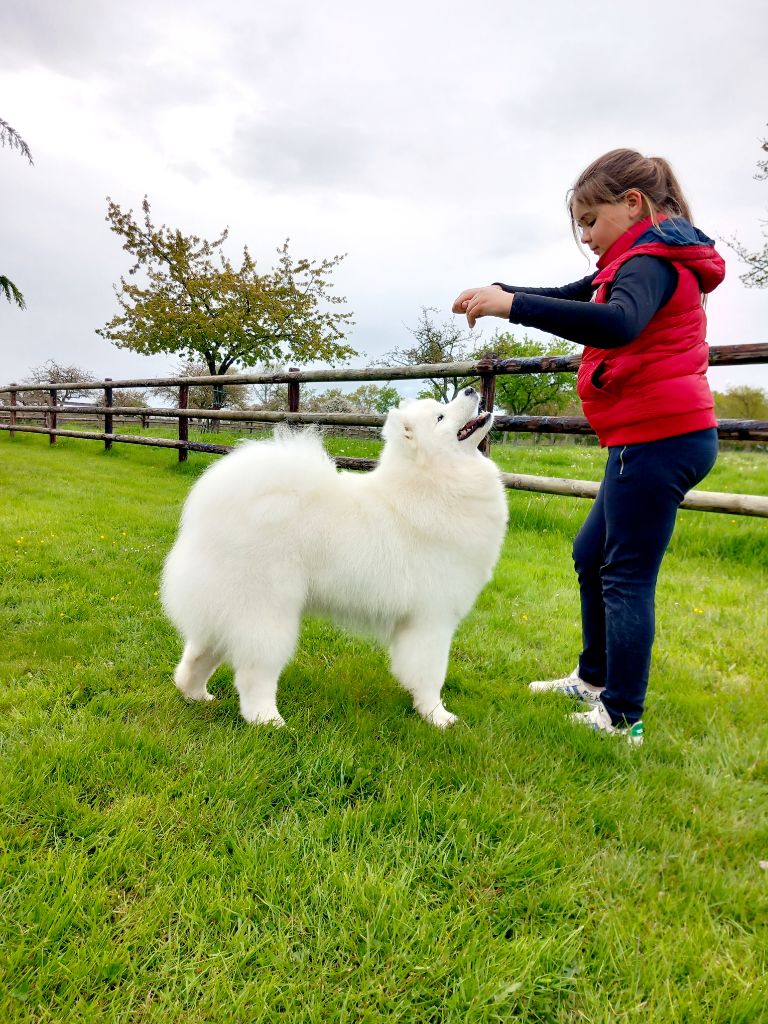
[457,412,490,442]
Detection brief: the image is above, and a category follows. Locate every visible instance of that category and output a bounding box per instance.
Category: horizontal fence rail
[500,472,768,518]
[2,343,767,517]
[1,343,767,393]
[5,406,768,442]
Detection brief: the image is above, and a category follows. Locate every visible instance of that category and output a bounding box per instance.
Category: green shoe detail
[627,721,644,745]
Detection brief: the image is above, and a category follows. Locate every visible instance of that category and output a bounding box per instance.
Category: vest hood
[596,215,725,294]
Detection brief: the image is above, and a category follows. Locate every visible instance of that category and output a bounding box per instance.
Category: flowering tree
[97,197,357,407]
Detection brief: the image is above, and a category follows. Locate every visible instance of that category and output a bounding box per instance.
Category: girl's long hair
[567,148,693,229]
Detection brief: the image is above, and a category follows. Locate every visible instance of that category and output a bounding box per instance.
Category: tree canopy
[97,197,357,406]
[486,332,578,416]
[380,306,481,401]
[154,361,253,411]
[712,385,768,420]
[19,360,95,406]
[301,384,402,415]
[381,307,577,414]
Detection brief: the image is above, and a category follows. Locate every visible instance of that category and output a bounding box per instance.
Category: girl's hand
[457,285,513,328]
[451,287,483,314]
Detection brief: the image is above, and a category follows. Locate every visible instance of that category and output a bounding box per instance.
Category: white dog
[161,387,508,728]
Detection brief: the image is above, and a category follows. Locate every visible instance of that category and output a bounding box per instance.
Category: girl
[453,148,725,745]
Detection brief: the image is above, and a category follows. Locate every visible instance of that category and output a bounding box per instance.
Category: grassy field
[1,430,766,1023]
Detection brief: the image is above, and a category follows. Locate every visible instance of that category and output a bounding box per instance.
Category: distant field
[1,431,766,1023]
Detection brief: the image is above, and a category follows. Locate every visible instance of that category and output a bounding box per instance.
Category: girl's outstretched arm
[454,259,676,348]
[453,276,596,329]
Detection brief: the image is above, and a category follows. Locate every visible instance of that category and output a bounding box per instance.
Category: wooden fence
[2,343,768,518]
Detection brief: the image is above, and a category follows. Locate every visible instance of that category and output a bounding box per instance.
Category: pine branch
[0,118,34,165]
[0,276,26,308]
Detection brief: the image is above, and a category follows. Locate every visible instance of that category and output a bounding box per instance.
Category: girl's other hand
[462,285,513,328]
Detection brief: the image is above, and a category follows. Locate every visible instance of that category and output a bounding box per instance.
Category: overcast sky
[2,0,767,394]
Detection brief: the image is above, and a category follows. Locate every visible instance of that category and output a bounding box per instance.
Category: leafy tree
[117,389,149,408]
[301,384,402,414]
[303,387,355,413]
[252,382,292,411]
[347,383,401,414]
[97,196,357,408]
[712,385,768,420]
[482,332,578,416]
[248,366,292,410]
[19,360,95,405]
[154,361,253,410]
[381,308,577,416]
[1,117,33,310]
[380,307,481,401]
[726,128,768,288]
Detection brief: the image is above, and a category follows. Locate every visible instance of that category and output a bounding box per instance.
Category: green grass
[1,432,766,1023]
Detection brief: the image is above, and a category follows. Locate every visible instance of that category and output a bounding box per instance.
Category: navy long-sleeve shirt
[495,255,678,349]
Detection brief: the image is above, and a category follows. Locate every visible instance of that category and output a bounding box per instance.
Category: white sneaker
[571,702,644,746]
[529,668,604,705]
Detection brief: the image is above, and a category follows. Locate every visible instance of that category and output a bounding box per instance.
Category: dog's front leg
[389,620,458,728]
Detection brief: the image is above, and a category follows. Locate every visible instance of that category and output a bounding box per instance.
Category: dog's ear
[383,407,414,443]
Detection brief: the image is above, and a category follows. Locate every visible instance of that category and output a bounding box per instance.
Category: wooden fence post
[9,385,17,439]
[178,383,189,463]
[48,389,57,445]
[288,367,300,414]
[478,352,497,457]
[104,378,113,450]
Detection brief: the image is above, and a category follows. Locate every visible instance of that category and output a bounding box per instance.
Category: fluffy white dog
[161,387,508,728]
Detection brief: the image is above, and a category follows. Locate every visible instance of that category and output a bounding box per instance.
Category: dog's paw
[176,683,216,703]
[424,705,459,729]
[243,710,286,727]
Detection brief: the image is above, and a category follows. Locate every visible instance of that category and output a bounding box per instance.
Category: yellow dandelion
[693,607,704,614]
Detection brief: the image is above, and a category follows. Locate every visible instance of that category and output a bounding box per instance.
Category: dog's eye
[437,414,444,422]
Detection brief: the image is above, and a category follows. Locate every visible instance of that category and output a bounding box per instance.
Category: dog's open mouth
[457,412,491,442]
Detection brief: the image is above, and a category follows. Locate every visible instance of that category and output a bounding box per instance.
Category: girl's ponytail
[569,149,694,226]
[647,156,693,222]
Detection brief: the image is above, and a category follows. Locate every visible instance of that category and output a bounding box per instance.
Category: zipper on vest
[619,446,627,475]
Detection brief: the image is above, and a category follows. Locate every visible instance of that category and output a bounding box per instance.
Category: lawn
[1,431,766,1023]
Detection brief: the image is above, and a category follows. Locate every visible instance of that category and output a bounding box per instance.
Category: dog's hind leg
[174,643,221,703]
[230,612,300,727]
[389,620,458,728]
[234,667,286,727]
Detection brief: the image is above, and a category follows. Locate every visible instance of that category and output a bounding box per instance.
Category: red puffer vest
[576,215,725,447]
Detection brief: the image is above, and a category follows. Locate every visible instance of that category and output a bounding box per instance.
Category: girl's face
[572,190,646,258]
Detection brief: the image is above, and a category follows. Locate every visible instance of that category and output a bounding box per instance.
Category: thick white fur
[161,389,508,728]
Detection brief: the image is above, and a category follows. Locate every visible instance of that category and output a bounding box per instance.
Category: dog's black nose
[463,387,476,397]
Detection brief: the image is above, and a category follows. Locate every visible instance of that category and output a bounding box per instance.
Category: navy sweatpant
[573,429,718,724]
